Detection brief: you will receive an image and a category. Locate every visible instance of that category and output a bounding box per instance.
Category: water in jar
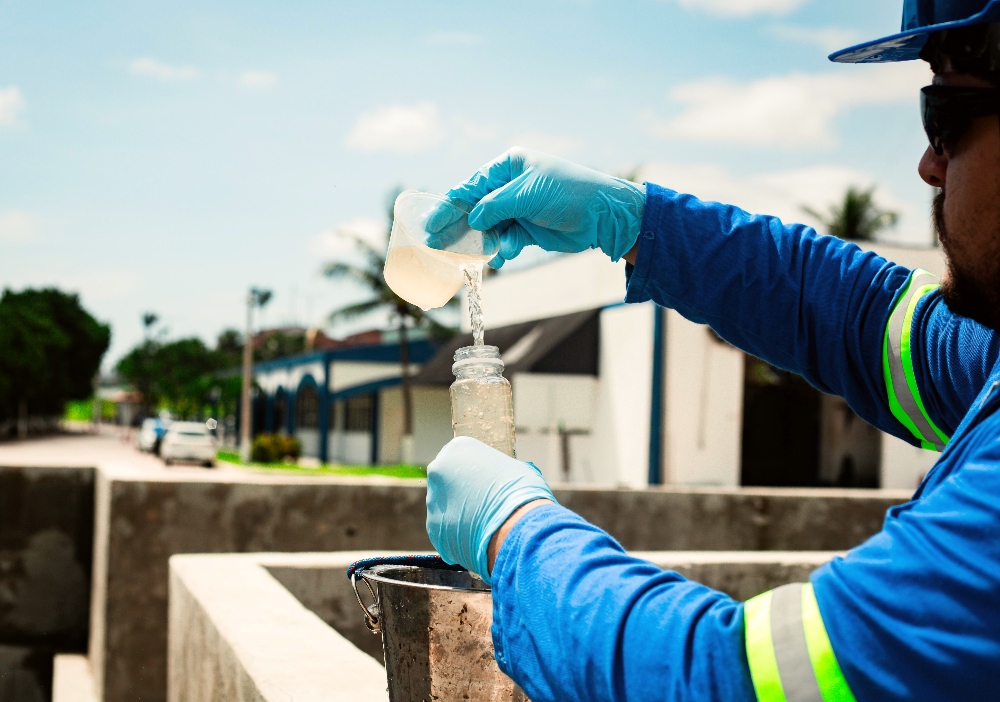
[450,374,515,457]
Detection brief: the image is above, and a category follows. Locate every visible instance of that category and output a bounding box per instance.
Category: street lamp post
[240,292,254,463]
[240,287,271,463]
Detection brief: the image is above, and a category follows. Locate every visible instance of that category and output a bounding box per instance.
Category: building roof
[244,338,439,374]
[414,309,599,385]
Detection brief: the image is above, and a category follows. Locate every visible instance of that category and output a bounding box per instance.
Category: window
[296,385,320,429]
[344,394,373,432]
[328,401,342,432]
[273,393,287,434]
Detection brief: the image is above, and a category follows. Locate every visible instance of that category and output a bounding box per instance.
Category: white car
[161,422,217,467]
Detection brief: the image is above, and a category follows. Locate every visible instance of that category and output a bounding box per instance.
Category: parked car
[161,422,217,467]
[138,418,169,454]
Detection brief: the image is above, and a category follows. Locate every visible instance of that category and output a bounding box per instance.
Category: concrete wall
[168,551,837,702]
[52,655,97,702]
[87,463,908,702]
[1,644,53,702]
[0,465,95,702]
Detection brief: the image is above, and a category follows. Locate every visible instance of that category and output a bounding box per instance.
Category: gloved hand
[432,147,646,269]
[426,436,556,583]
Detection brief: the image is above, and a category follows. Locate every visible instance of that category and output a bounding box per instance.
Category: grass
[216,450,426,479]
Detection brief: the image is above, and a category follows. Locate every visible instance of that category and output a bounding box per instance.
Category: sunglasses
[921,85,1000,156]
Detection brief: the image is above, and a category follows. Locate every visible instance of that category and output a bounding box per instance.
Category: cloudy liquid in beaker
[450,375,516,457]
[383,246,466,311]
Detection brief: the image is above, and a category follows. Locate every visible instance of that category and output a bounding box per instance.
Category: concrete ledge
[168,550,840,702]
[168,553,389,702]
[643,551,837,601]
[53,654,97,702]
[556,485,907,551]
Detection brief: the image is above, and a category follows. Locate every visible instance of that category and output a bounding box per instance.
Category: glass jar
[450,345,516,457]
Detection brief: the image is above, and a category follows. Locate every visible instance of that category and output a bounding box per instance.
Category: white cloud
[310,216,387,258]
[238,70,278,90]
[508,133,584,158]
[0,86,25,127]
[129,57,199,82]
[345,102,445,154]
[646,61,931,149]
[422,32,483,46]
[770,24,863,52]
[0,211,39,243]
[636,161,925,244]
[665,0,808,17]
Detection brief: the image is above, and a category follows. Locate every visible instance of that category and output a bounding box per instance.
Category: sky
[0,0,935,367]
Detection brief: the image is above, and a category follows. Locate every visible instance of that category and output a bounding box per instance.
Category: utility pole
[240,291,254,463]
[240,287,272,463]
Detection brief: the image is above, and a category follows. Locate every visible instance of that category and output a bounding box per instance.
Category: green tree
[803,186,899,242]
[256,331,306,362]
[0,288,110,423]
[215,328,243,367]
[117,324,253,420]
[117,337,226,419]
[323,187,456,444]
[116,340,159,413]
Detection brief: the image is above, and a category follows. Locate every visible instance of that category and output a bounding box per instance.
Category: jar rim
[453,344,500,361]
[452,345,504,374]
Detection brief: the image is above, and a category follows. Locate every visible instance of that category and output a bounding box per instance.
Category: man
[425,1,1000,699]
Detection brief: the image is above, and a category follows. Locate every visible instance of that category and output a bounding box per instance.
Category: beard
[934,191,1000,331]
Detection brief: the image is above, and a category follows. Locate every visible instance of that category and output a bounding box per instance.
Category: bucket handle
[347,555,466,635]
[351,571,382,634]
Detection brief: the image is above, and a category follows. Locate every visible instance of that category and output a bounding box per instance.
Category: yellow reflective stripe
[745,591,787,702]
[899,284,950,448]
[882,269,948,451]
[746,585,857,702]
[801,584,857,702]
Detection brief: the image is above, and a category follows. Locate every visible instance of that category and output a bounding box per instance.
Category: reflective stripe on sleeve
[745,583,857,702]
[882,269,949,451]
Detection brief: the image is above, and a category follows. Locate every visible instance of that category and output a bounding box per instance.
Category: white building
[250,340,451,466]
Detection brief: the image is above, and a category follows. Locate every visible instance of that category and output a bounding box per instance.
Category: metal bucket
[351,557,528,702]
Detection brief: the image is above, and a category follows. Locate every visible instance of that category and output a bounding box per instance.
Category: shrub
[251,433,301,463]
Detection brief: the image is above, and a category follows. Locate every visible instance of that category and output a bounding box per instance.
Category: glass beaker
[383,191,500,311]
[450,345,516,457]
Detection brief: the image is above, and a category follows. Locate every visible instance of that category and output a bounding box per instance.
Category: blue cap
[830,0,1000,63]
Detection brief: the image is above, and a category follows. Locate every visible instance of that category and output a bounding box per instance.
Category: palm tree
[324,187,456,459]
[803,186,899,242]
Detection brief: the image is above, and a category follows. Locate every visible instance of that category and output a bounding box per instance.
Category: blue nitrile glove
[435,147,646,269]
[426,436,556,584]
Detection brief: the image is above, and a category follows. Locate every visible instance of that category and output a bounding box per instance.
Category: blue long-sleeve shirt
[490,184,1000,701]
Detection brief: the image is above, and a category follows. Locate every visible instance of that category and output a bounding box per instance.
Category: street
[0,428,246,478]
